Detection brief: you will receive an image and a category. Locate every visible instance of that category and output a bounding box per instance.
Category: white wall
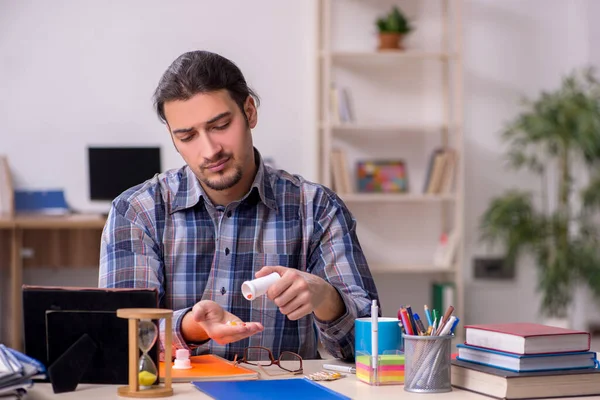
[0,0,318,214]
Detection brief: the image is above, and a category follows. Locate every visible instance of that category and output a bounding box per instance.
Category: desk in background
[0,213,106,350]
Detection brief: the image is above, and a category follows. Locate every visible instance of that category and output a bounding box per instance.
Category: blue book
[457,343,597,372]
[192,378,350,400]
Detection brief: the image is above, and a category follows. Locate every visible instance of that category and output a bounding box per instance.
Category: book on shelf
[330,149,352,194]
[329,84,354,124]
[423,148,457,195]
[158,354,258,383]
[464,322,591,355]
[456,343,597,372]
[451,358,600,399]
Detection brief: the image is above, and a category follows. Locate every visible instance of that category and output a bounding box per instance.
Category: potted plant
[479,67,600,327]
[376,6,413,51]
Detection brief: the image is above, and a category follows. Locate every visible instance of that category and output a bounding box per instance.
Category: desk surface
[25,359,600,400]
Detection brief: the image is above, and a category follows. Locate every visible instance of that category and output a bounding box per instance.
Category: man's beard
[201,163,243,191]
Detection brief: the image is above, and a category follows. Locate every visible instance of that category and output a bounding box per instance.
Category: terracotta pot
[378,32,403,50]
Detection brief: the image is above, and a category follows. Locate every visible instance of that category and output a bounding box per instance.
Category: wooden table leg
[10,228,22,351]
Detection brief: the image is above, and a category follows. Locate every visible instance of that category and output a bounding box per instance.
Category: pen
[371,299,379,384]
[413,313,426,335]
[400,308,414,335]
[450,317,460,334]
[424,305,433,328]
[405,305,418,335]
[323,364,356,374]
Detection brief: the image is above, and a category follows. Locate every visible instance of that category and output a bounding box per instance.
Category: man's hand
[182,300,264,346]
[255,266,345,322]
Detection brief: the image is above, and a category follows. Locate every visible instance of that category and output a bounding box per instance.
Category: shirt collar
[170,148,277,214]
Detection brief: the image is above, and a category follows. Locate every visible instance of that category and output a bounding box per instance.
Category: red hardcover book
[464,322,590,355]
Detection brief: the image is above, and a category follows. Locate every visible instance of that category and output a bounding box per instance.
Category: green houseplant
[479,67,600,323]
[375,6,413,51]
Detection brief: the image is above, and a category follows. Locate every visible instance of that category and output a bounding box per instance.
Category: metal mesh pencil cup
[402,334,453,393]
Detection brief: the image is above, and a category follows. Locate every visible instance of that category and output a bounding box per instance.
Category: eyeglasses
[233,346,303,375]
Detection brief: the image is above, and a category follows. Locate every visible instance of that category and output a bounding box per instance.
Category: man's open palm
[192,300,264,345]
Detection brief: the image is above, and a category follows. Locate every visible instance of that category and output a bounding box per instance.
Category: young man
[99,50,379,361]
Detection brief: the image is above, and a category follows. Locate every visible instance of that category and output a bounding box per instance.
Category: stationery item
[456,344,597,372]
[403,334,453,393]
[158,354,258,383]
[405,306,418,335]
[432,309,439,329]
[438,316,456,337]
[399,308,414,335]
[424,305,433,327]
[356,353,405,385]
[323,364,356,374]
[192,377,351,400]
[438,305,455,333]
[464,322,591,354]
[241,272,281,300]
[451,359,600,399]
[413,313,426,335]
[371,300,379,384]
[450,317,460,334]
[354,318,402,356]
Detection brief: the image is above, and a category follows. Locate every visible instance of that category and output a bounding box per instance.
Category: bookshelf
[316,0,464,323]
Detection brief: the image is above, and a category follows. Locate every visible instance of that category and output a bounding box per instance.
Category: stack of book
[451,322,600,399]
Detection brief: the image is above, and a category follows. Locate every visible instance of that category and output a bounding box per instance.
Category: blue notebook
[192,378,350,400]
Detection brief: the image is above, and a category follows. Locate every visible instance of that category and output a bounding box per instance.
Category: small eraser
[241,272,281,301]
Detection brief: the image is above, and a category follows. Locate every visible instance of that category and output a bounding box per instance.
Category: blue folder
[192,378,350,400]
[14,190,69,214]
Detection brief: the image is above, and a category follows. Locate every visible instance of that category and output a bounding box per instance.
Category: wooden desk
[24,359,600,400]
[0,213,106,350]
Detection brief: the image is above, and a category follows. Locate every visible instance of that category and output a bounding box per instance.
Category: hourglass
[116,308,173,398]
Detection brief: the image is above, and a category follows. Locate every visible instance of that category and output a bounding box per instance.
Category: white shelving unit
[316,0,464,321]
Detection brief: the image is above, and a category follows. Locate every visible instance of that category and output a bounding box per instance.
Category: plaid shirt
[98,150,379,361]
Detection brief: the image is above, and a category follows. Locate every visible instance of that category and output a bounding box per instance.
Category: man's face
[163,90,257,192]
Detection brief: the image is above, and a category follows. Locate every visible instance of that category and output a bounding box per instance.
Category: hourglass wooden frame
[117,308,173,398]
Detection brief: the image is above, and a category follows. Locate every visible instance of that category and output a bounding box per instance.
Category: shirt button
[227,211,232,218]
[225,248,230,256]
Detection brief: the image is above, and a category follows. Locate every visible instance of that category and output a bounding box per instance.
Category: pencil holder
[355,350,405,386]
[402,334,453,393]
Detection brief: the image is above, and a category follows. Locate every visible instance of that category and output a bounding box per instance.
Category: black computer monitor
[22,286,159,392]
[88,147,161,201]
